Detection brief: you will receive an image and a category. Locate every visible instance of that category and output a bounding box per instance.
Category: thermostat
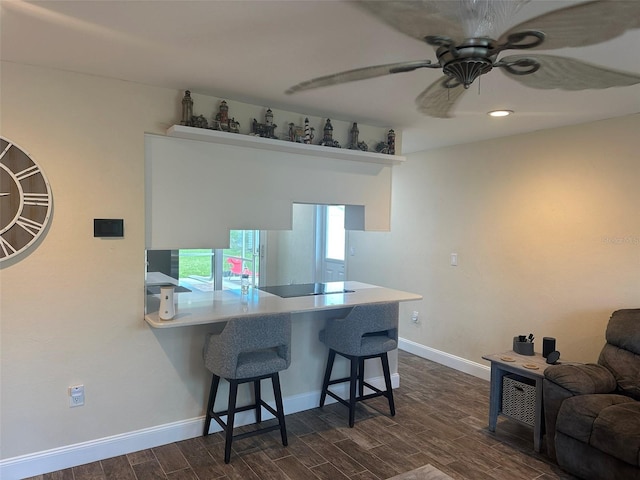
[94,219,124,238]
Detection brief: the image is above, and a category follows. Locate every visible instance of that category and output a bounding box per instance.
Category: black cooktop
[258,283,354,298]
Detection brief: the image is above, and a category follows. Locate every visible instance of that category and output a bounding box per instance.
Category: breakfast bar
[144,279,421,425]
[144,280,421,328]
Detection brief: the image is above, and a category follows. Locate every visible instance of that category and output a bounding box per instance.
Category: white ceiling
[2,0,639,153]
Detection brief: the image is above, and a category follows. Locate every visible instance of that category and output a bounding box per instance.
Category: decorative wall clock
[0,137,52,262]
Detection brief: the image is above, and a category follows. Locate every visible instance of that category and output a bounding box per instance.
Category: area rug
[386,464,454,480]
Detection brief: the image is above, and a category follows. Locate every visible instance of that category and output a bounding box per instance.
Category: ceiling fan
[286,0,640,118]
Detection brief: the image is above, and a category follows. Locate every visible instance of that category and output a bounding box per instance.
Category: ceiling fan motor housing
[435,38,497,88]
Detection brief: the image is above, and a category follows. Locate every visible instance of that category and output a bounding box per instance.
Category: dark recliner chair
[543,309,640,480]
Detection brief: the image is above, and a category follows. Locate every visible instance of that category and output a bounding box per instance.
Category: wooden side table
[482,351,550,452]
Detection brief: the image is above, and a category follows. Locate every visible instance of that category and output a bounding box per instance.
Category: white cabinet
[145,127,403,249]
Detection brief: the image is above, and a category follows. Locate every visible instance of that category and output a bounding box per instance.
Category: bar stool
[319,302,399,427]
[203,313,291,463]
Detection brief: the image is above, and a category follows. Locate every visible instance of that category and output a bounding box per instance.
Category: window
[149,230,260,292]
[179,249,214,281]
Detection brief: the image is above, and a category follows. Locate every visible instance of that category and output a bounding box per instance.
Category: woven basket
[502,374,536,426]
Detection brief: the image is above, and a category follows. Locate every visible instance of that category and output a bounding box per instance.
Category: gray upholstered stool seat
[319,302,399,427]
[203,313,291,463]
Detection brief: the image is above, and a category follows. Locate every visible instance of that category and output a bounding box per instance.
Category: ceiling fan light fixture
[488,109,513,117]
[443,58,493,88]
[433,38,497,89]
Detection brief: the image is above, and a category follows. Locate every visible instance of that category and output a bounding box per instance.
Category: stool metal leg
[203,374,220,436]
[224,380,239,464]
[358,357,365,398]
[349,356,358,427]
[381,352,395,416]
[320,349,336,407]
[254,379,262,423]
[271,373,288,446]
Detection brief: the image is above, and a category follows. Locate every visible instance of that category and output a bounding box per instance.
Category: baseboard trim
[398,337,490,381]
[0,373,398,479]
[1,417,205,480]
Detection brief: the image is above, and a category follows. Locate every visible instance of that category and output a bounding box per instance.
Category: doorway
[317,205,345,282]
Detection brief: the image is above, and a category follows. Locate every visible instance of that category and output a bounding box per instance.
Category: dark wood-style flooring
[25,351,577,480]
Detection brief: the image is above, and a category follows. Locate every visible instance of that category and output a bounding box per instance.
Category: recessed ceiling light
[488,110,514,117]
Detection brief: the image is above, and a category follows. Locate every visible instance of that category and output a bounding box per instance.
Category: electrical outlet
[69,385,85,407]
[411,311,419,324]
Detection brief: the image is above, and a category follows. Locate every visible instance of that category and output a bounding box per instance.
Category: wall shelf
[166,125,406,166]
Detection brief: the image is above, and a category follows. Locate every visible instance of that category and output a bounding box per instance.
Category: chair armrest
[543,363,616,460]
[544,363,617,395]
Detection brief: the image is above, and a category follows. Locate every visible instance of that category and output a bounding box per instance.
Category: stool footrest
[327,376,350,386]
[211,399,277,420]
[259,400,279,419]
[233,423,282,441]
[325,384,390,405]
[325,390,352,409]
[361,381,386,398]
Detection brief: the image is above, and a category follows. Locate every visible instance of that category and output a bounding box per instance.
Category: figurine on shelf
[287,123,303,142]
[348,122,368,151]
[217,100,229,125]
[228,117,240,134]
[180,90,193,126]
[211,100,239,133]
[303,118,314,144]
[251,108,278,138]
[191,114,208,129]
[287,117,314,143]
[375,129,396,155]
[318,119,341,148]
[210,100,228,131]
[387,129,396,155]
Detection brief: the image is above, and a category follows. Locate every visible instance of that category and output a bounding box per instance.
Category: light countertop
[144,281,422,328]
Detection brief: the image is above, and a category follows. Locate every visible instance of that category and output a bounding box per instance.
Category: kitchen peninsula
[144,279,421,426]
[145,280,421,328]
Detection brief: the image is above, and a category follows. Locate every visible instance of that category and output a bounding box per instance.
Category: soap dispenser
[159,286,176,320]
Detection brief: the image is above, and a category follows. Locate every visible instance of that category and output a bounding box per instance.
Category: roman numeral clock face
[0,137,52,262]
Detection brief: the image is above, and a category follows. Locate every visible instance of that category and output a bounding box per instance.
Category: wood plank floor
[26,351,577,480]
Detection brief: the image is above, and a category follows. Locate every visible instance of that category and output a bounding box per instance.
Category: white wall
[348,114,640,365]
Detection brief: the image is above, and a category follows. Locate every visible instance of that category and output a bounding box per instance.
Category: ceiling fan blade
[415,77,467,118]
[286,60,434,94]
[499,54,640,90]
[498,0,640,50]
[356,1,465,44]
[358,1,530,43]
